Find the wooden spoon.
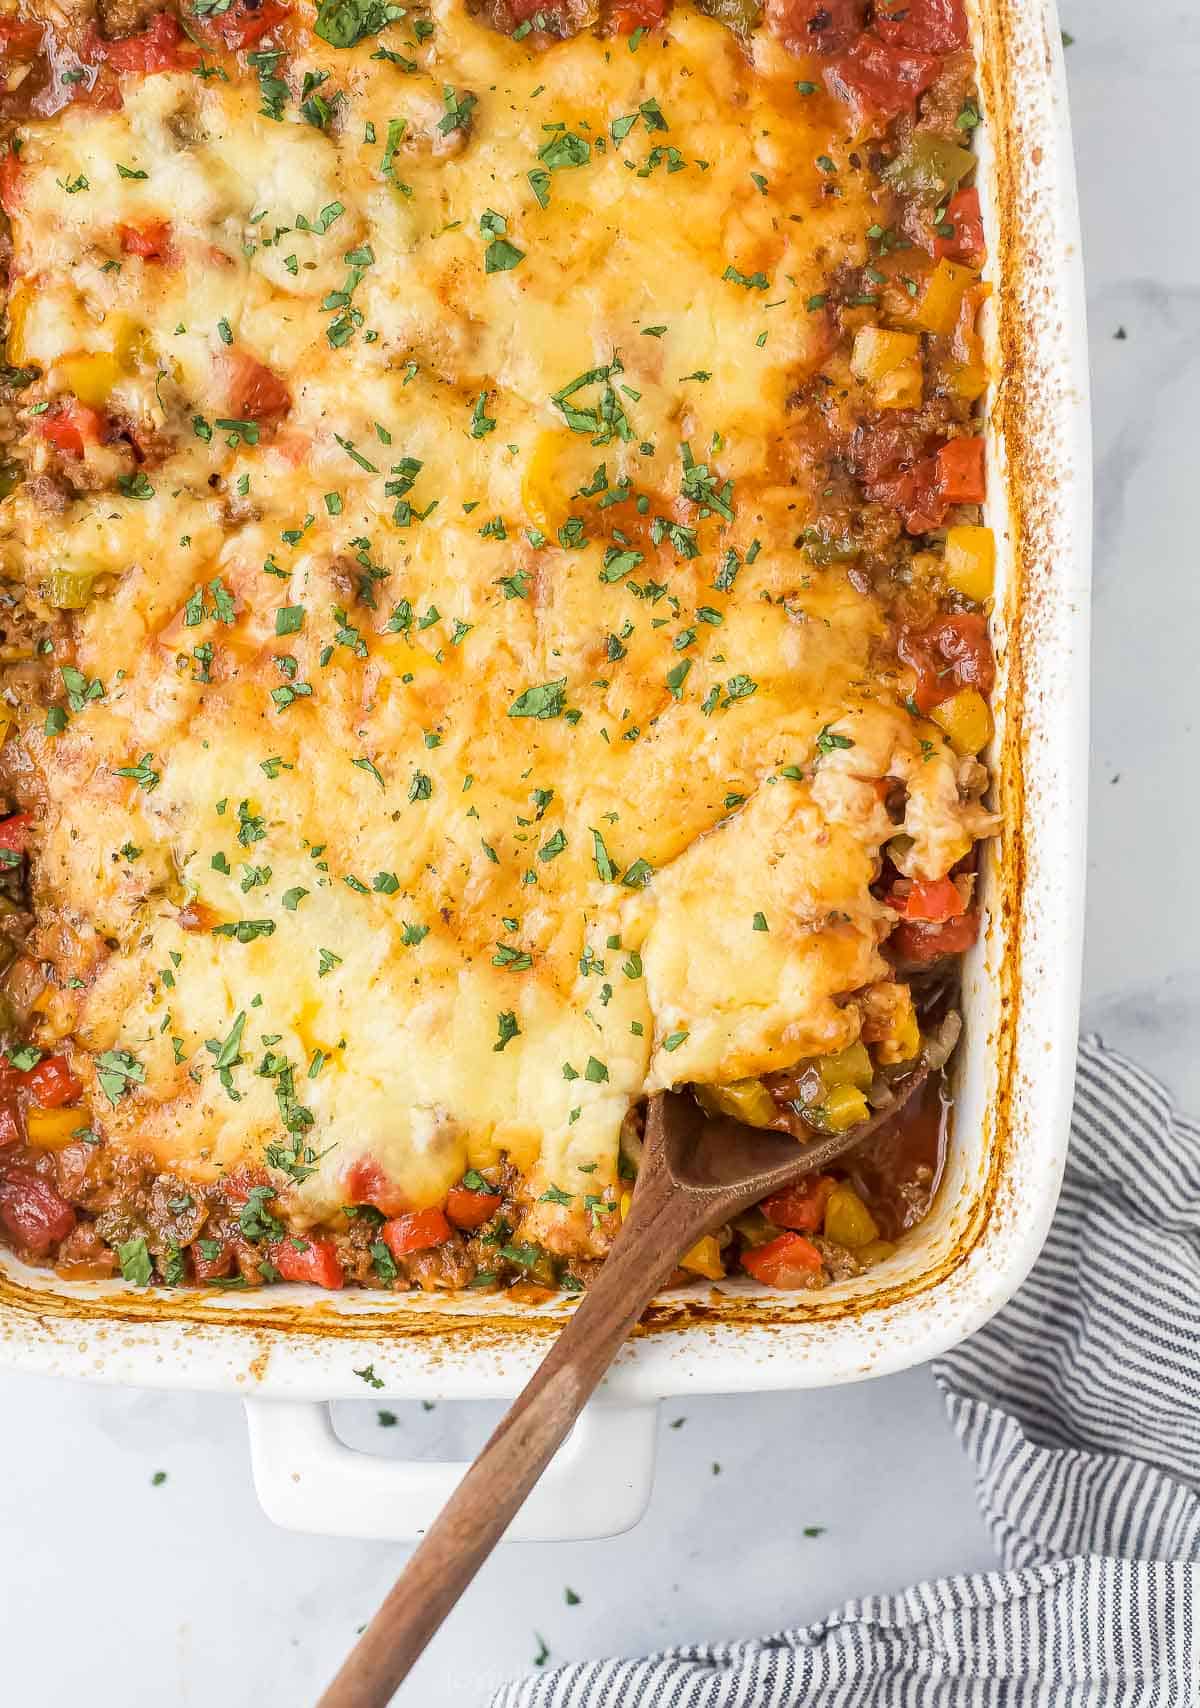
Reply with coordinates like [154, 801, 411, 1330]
[316, 1069, 931, 1708]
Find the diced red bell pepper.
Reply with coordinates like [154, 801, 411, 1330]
[0, 813, 31, 855]
[890, 877, 965, 923]
[382, 1208, 452, 1258]
[741, 1232, 824, 1288]
[0, 148, 19, 216]
[225, 350, 291, 423]
[445, 1184, 503, 1230]
[608, 0, 669, 33]
[119, 220, 172, 261]
[269, 1234, 345, 1289]
[22, 1054, 84, 1110]
[342, 1157, 407, 1217]
[0, 19, 45, 59]
[39, 401, 105, 458]
[898, 611, 994, 711]
[210, 0, 291, 48]
[221, 1164, 272, 1207]
[936, 436, 986, 503]
[767, 0, 864, 55]
[761, 1176, 837, 1234]
[0, 1168, 76, 1254]
[191, 1239, 233, 1281]
[933, 187, 985, 265]
[0, 1104, 22, 1149]
[94, 12, 197, 74]
[824, 33, 941, 128]
[874, 0, 967, 55]
[892, 910, 980, 963]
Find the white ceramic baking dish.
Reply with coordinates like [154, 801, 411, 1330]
[0, 0, 1090, 1543]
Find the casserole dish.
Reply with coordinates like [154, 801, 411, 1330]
[0, 0, 1089, 1542]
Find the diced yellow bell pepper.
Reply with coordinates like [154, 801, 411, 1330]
[817, 1041, 873, 1094]
[620, 1191, 632, 1221]
[857, 1238, 897, 1267]
[945, 357, 989, 403]
[823, 1183, 880, 1249]
[812, 1083, 870, 1133]
[696, 1078, 777, 1128]
[911, 259, 976, 335]
[680, 1234, 725, 1281]
[851, 326, 922, 410]
[930, 687, 992, 756]
[880, 998, 920, 1067]
[25, 1105, 87, 1150]
[45, 568, 96, 610]
[55, 351, 123, 410]
[6, 285, 31, 366]
[943, 525, 995, 603]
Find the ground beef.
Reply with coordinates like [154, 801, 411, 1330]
[20, 474, 70, 515]
[406, 1232, 476, 1291]
[916, 50, 975, 134]
[97, 0, 161, 36]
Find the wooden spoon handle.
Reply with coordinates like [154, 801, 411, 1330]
[315, 1148, 704, 1708]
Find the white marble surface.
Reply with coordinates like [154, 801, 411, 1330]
[2, 5, 1195, 1703]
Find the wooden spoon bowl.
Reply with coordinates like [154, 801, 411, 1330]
[316, 1058, 936, 1707]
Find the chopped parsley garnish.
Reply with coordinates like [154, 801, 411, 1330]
[493, 1010, 521, 1052]
[96, 1049, 146, 1106]
[479, 209, 525, 274]
[313, 0, 406, 48]
[508, 678, 566, 720]
[117, 1237, 153, 1287]
[815, 725, 854, 755]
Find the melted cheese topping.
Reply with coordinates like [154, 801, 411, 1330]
[0, 2, 993, 1229]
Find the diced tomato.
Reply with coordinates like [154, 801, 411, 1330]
[0, 18, 44, 59]
[874, 0, 967, 55]
[890, 877, 965, 924]
[343, 1157, 407, 1217]
[445, 1184, 503, 1230]
[824, 32, 941, 127]
[0, 813, 31, 855]
[225, 350, 291, 423]
[741, 1231, 824, 1288]
[892, 910, 980, 963]
[762, 1175, 837, 1234]
[608, 0, 668, 34]
[22, 1054, 83, 1110]
[898, 611, 994, 711]
[0, 1168, 75, 1255]
[93, 12, 197, 74]
[210, 0, 291, 49]
[38, 401, 105, 458]
[269, 1234, 345, 1289]
[933, 187, 985, 265]
[382, 1207, 452, 1258]
[191, 1239, 233, 1281]
[767, 0, 864, 55]
[936, 436, 986, 503]
[119, 220, 172, 261]
[853, 417, 948, 533]
[0, 1105, 22, 1149]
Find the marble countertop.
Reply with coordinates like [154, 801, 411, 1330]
[3, 4, 1196, 1702]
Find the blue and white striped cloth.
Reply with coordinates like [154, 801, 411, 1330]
[492, 1036, 1200, 1706]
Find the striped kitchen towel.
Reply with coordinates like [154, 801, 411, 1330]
[491, 1036, 1200, 1706]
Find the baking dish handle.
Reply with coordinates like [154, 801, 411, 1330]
[244, 1396, 659, 1542]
